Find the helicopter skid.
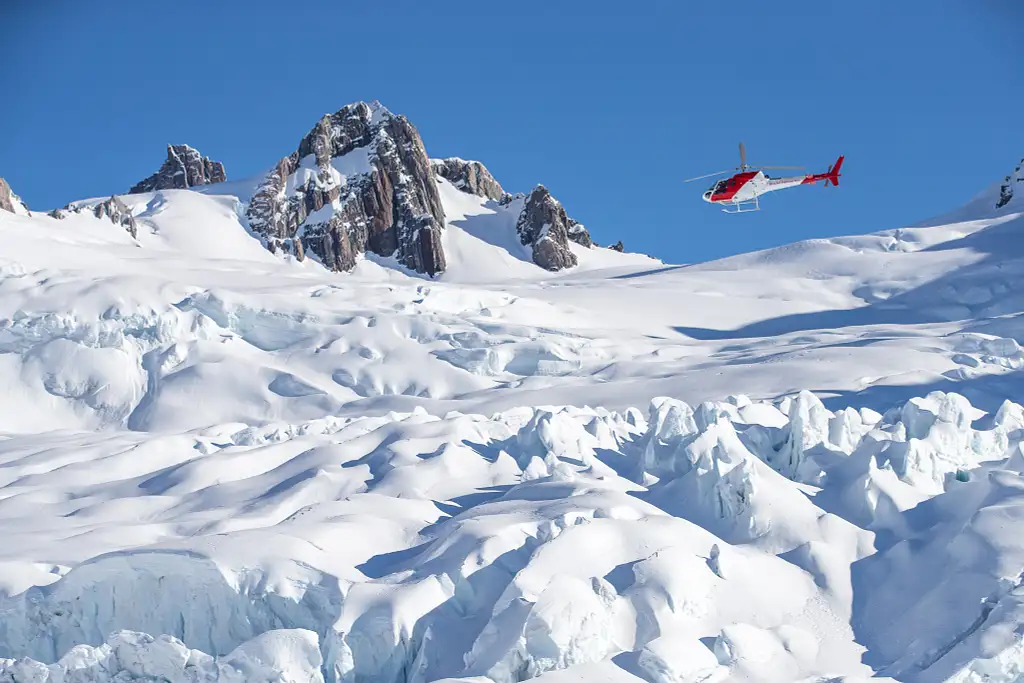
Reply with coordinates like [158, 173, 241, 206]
[718, 197, 760, 213]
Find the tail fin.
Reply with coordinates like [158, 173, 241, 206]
[827, 155, 844, 187]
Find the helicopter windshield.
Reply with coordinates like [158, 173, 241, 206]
[708, 178, 729, 194]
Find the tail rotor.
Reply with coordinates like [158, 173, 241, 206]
[825, 155, 844, 187]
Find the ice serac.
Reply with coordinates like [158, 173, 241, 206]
[0, 628, 325, 683]
[996, 157, 1023, 210]
[431, 158, 509, 202]
[129, 144, 227, 194]
[515, 185, 592, 270]
[0, 177, 29, 215]
[246, 101, 447, 276]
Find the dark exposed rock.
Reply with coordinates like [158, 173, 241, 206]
[50, 197, 137, 237]
[246, 101, 446, 276]
[129, 144, 226, 194]
[515, 185, 580, 271]
[566, 217, 592, 248]
[0, 177, 28, 214]
[997, 183, 1013, 210]
[609, 240, 624, 252]
[92, 196, 138, 238]
[996, 159, 1023, 210]
[431, 158, 508, 201]
[498, 192, 526, 210]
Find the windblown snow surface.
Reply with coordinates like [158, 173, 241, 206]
[2, 170, 1024, 682]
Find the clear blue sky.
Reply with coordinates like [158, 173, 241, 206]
[1, 1, 1022, 264]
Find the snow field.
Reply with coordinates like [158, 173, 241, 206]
[3, 152, 1024, 681]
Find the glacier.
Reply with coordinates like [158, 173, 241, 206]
[2, 115, 1024, 682]
[0, 390, 1022, 683]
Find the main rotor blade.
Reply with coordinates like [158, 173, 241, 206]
[757, 165, 805, 170]
[739, 142, 747, 168]
[683, 169, 732, 183]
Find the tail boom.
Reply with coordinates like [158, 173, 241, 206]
[803, 155, 844, 187]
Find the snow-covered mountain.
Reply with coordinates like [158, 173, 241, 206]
[1, 107, 1024, 683]
[236, 101, 601, 276]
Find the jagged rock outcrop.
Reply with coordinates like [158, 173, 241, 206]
[515, 185, 593, 270]
[49, 196, 137, 238]
[499, 192, 526, 207]
[0, 177, 29, 215]
[609, 240, 624, 252]
[129, 144, 226, 194]
[567, 216, 592, 248]
[246, 101, 446, 276]
[431, 157, 508, 201]
[93, 196, 138, 238]
[996, 158, 1023, 210]
[432, 158, 599, 253]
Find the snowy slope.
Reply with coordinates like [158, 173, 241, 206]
[3, 152, 1024, 683]
[433, 176, 661, 283]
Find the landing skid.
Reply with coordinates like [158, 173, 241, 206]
[719, 197, 760, 213]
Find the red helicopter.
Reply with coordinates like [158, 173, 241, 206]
[685, 143, 844, 213]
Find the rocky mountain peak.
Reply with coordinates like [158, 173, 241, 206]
[129, 144, 226, 194]
[996, 158, 1023, 210]
[296, 102, 385, 166]
[0, 177, 29, 215]
[246, 101, 446, 276]
[431, 158, 508, 202]
[515, 184, 592, 271]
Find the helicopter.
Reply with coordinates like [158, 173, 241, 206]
[685, 143, 843, 213]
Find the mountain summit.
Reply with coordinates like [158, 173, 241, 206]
[246, 101, 448, 275]
[243, 101, 596, 276]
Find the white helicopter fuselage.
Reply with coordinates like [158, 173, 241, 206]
[701, 172, 812, 204]
[685, 143, 843, 213]
[700, 160, 842, 213]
